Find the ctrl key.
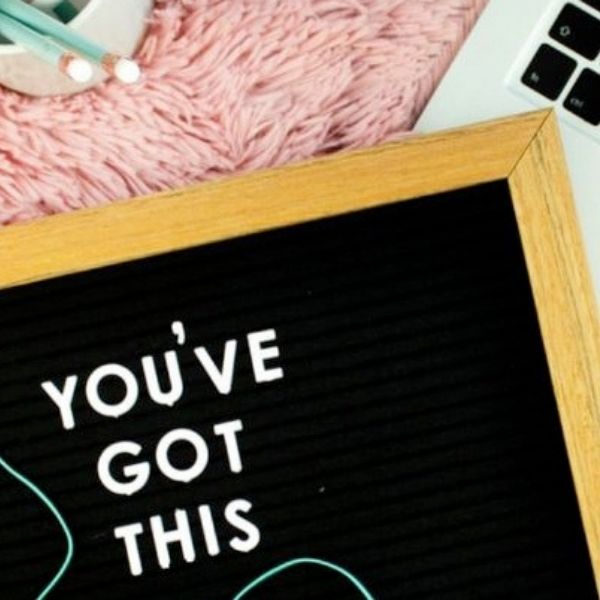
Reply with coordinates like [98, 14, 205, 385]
[564, 69, 600, 125]
[521, 44, 576, 100]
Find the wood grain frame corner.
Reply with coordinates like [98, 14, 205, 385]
[508, 111, 600, 590]
[0, 110, 598, 589]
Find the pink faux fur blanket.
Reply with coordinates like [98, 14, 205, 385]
[0, 0, 487, 224]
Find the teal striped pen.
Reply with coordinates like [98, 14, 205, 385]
[0, 10, 91, 81]
[0, 0, 141, 83]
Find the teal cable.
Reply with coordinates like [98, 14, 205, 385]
[0, 455, 74, 600]
[233, 557, 376, 600]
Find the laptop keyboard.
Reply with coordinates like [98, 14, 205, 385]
[520, 1, 600, 127]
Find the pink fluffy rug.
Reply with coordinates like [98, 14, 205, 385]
[0, 0, 487, 224]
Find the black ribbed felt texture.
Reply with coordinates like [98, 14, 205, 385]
[0, 181, 596, 599]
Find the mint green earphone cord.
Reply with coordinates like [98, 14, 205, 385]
[0, 456, 74, 600]
[1, 455, 375, 600]
[233, 557, 376, 599]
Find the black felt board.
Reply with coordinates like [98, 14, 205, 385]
[0, 181, 596, 599]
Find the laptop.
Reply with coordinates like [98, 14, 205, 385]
[415, 0, 600, 305]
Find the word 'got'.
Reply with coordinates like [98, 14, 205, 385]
[98, 421, 243, 496]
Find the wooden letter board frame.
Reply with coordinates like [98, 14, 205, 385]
[0, 110, 599, 592]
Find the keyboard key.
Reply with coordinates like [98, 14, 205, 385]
[521, 44, 577, 100]
[581, 0, 600, 12]
[564, 69, 600, 125]
[549, 4, 600, 60]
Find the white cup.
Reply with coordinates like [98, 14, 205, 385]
[0, 0, 154, 96]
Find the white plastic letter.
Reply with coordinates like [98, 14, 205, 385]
[141, 351, 183, 407]
[247, 329, 284, 383]
[86, 364, 139, 419]
[213, 420, 244, 473]
[150, 510, 195, 570]
[194, 340, 237, 394]
[97, 441, 150, 496]
[155, 428, 209, 483]
[114, 522, 145, 576]
[225, 499, 261, 553]
[41, 376, 78, 430]
[198, 504, 221, 557]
